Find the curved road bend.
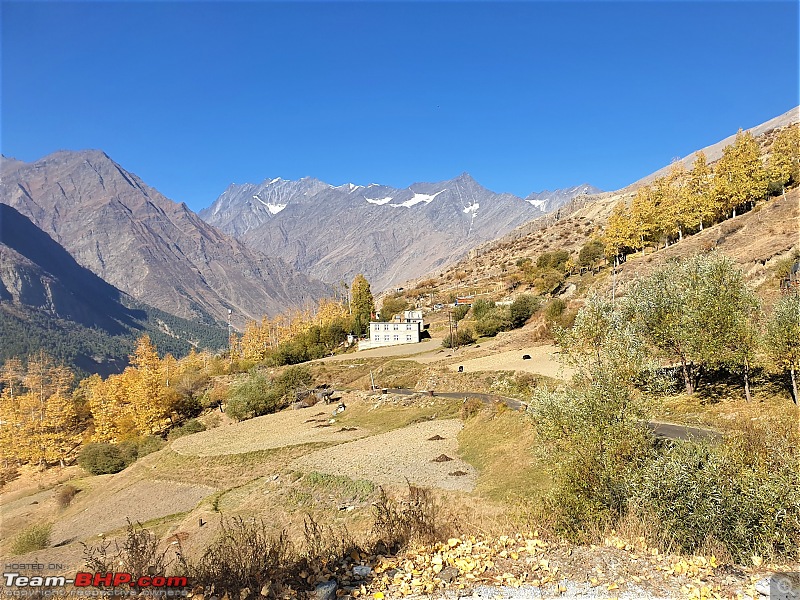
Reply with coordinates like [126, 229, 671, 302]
[380, 388, 721, 442]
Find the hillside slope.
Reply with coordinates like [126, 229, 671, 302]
[0, 205, 227, 374]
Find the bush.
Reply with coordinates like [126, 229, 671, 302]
[474, 306, 511, 337]
[578, 238, 605, 267]
[510, 294, 540, 328]
[12, 523, 52, 554]
[228, 366, 313, 421]
[372, 485, 453, 555]
[536, 250, 570, 271]
[136, 435, 165, 457]
[168, 418, 207, 440]
[79, 443, 127, 475]
[452, 305, 469, 321]
[633, 423, 800, 561]
[471, 298, 496, 320]
[55, 484, 79, 508]
[544, 298, 566, 325]
[442, 326, 476, 348]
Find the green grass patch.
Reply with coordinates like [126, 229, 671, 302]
[12, 523, 52, 554]
[458, 408, 550, 502]
[305, 472, 375, 501]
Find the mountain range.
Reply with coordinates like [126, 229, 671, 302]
[200, 174, 600, 289]
[0, 151, 330, 327]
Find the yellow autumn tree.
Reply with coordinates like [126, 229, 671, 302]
[129, 335, 167, 435]
[603, 202, 638, 260]
[630, 187, 660, 254]
[686, 151, 717, 231]
[713, 130, 768, 218]
[768, 124, 800, 194]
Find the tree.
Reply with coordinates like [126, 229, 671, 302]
[378, 295, 409, 322]
[765, 294, 800, 404]
[630, 187, 659, 254]
[578, 238, 605, 267]
[625, 253, 760, 397]
[713, 130, 768, 218]
[510, 294, 540, 328]
[350, 274, 375, 337]
[532, 295, 657, 531]
[767, 125, 800, 195]
[685, 152, 716, 231]
[129, 335, 166, 435]
[603, 202, 637, 260]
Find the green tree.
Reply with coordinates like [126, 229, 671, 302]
[532, 294, 657, 532]
[578, 238, 605, 267]
[765, 294, 800, 404]
[350, 274, 375, 337]
[378, 295, 409, 322]
[510, 294, 540, 328]
[625, 253, 760, 396]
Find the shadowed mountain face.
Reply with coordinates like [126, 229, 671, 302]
[0, 151, 331, 326]
[0, 205, 229, 375]
[0, 204, 143, 333]
[200, 174, 600, 290]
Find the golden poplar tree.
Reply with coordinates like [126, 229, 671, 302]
[603, 202, 638, 259]
[630, 187, 659, 253]
[713, 130, 768, 218]
[768, 124, 800, 193]
[686, 152, 716, 230]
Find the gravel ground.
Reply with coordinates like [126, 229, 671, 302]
[171, 402, 367, 456]
[291, 419, 476, 491]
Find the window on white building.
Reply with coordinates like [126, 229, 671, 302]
[384, 335, 390, 341]
[406, 335, 412, 341]
[393, 335, 399, 341]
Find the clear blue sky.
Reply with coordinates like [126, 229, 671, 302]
[2, 1, 798, 210]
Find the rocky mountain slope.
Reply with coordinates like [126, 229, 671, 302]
[200, 173, 599, 290]
[0, 151, 331, 326]
[401, 108, 799, 300]
[0, 204, 228, 374]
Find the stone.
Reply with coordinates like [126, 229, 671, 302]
[438, 566, 459, 583]
[352, 565, 372, 577]
[314, 580, 337, 600]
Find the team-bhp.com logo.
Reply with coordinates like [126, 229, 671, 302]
[3, 572, 188, 588]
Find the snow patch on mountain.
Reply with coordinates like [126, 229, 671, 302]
[463, 202, 479, 214]
[527, 199, 548, 209]
[391, 189, 446, 208]
[366, 196, 394, 205]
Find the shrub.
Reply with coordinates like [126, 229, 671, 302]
[79, 443, 127, 475]
[474, 307, 511, 337]
[186, 517, 292, 600]
[452, 305, 469, 321]
[168, 419, 207, 440]
[442, 326, 476, 348]
[12, 523, 52, 554]
[536, 250, 570, 271]
[543, 298, 566, 327]
[578, 238, 605, 267]
[136, 435, 165, 457]
[633, 422, 800, 561]
[471, 298, 496, 320]
[510, 294, 540, 328]
[55, 484, 79, 509]
[372, 485, 453, 554]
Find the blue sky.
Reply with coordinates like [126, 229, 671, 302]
[2, 1, 798, 211]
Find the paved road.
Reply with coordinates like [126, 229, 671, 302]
[381, 388, 721, 442]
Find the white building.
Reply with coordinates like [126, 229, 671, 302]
[358, 310, 424, 350]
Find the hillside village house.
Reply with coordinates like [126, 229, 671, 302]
[359, 310, 424, 350]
